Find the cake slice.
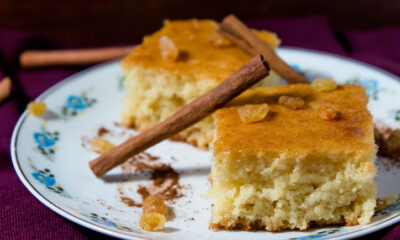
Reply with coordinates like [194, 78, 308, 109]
[208, 84, 377, 231]
[120, 19, 281, 149]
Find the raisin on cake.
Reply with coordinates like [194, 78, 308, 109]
[120, 19, 280, 149]
[208, 84, 377, 231]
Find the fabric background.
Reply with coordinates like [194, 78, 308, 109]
[0, 16, 399, 239]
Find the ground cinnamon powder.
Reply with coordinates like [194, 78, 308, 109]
[118, 187, 142, 207]
[137, 164, 183, 202]
[97, 127, 109, 137]
[118, 152, 184, 207]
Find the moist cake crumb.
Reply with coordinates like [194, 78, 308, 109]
[209, 84, 377, 231]
[120, 19, 281, 149]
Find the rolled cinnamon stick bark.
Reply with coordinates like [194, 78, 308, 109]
[89, 54, 269, 177]
[0, 77, 11, 103]
[219, 14, 309, 84]
[20, 46, 134, 68]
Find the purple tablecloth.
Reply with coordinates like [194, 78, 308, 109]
[1, 16, 400, 239]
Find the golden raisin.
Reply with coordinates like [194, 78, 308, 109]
[90, 137, 115, 154]
[208, 31, 231, 47]
[278, 96, 305, 109]
[139, 212, 166, 231]
[312, 78, 337, 91]
[318, 105, 337, 120]
[192, 19, 200, 30]
[27, 101, 47, 116]
[142, 195, 168, 216]
[159, 35, 179, 61]
[237, 104, 269, 124]
[386, 129, 400, 154]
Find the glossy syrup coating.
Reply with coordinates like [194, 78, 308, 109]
[120, 19, 280, 81]
[214, 84, 375, 158]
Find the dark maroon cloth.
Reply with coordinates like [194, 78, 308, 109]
[0, 16, 399, 239]
[345, 27, 400, 77]
[247, 16, 348, 56]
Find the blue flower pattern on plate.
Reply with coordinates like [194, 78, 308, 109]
[291, 64, 301, 72]
[289, 229, 340, 240]
[29, 159, 70, 198]
[66, 95, 87, 110]
[298, 233, 328, 240]
[359, 79, 378, 96]
[32, 172, 55, 187]
[296, 233, 328, 240]
[92, 218, 118, 227]
[86, 213, 132, 231]
[34, 132, 56, 147]
[345, 77, 384, 100]
[61, 90, 96, 119]
[33, 125, 59, 160]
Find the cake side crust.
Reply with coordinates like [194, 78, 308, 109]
[208, 153, 377, 231]
[209, 84, 377, 231]
[121, 66, 278, 148]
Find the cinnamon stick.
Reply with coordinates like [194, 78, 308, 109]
[89, 55, 269, 177]
[20, 46, 134, 68]
[0, 77, 11, 103]
[219, 14, 309, 84]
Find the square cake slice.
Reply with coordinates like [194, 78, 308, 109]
[208, 84, 377, 231]
[120, 19, 281, 149]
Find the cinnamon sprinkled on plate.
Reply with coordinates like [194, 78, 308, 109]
[97, 127, 110, 137]
[137, 164, 183, 202]
[118, 187, 142, 207]
[118, 152, 184, 206]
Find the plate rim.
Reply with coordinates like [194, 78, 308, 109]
[10, 59, 139, 240]
[10, 47, 400, 240]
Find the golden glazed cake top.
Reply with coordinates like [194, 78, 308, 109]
[121, 19, 280, 82]
[214, 84, 375, 157]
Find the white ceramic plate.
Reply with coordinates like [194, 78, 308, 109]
[11, 47, 400, 240]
